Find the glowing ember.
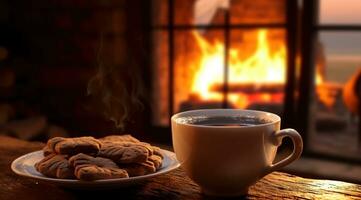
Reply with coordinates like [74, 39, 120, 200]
[191, 29, 287, 108]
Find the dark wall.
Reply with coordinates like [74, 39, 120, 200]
[0, 0, 151, 138]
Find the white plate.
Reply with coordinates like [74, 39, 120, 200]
[11, 149, 180, 189]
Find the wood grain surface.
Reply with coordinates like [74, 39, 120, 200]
[1, 135, 361, 200]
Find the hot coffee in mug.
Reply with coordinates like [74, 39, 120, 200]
[179, 115, 270, 127]
[171, 109, 303, 196]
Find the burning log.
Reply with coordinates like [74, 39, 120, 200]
[210, 83, 284, 94]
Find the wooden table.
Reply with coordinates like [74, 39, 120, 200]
[1, 136, 361, 200]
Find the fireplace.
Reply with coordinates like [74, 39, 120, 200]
[150, 0, 361, 162]
[151, 0, 292, 126]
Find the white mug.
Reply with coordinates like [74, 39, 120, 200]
[171, 109, 303, 196]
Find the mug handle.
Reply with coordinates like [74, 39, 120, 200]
[266, 128, 303, 173]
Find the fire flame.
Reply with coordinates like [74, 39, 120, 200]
[191, 29, 287, 108]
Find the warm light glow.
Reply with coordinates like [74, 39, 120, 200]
[315, 64, 339, 109]
[315, 70, 324, 85]
[307, 179, 355, 200]
[191, 29, 287, 108]
[189, 29, 327, 109]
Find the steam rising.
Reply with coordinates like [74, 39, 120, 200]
[87, 39, 143, 129]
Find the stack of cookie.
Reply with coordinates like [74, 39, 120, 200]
[35, 135, 163, 181]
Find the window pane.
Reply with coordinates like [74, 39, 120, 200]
[309, 31, 361, 160]
[319, 0, 361, 24]
[174, 30, 224, 112]
[174, 0, 285, 25]
[175, 0, 225, 25]
[321, 32, 361, 82]
[229, 29, 286, 116]
[230, 0, 286, 24]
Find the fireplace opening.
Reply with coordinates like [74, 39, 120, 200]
[179, 29, 288, 112]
